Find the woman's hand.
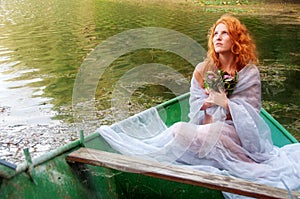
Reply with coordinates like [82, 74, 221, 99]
[201, 100, 213, 110]
[206, 86, 229, 110]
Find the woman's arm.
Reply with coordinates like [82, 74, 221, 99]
[227, 65, 273, 158]
[189, 63, 209, 124]
[190, 68, 215, 124]
[193, 68, 213, 111]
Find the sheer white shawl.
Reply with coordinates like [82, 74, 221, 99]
[189, 63, 274, 162]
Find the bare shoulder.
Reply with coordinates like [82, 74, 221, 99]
[195, 62, 205, 73]
[194, 62, 205, 88]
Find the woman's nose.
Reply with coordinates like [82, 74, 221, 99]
[214, 33, 221, 40]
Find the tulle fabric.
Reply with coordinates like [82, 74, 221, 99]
[97, 64, 300, 198]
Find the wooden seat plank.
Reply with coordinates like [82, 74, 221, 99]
[67, 148, 299, 199]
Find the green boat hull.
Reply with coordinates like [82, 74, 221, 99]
[0, 93, 298, 199]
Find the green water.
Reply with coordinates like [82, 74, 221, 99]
[0, 0, 299, 139]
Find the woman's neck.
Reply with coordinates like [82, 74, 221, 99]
[218, 52, 235, 74]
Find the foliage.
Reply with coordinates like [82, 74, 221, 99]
[204, 70, 238, 97]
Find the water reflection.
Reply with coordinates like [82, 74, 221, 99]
[0, 0, 299, 138]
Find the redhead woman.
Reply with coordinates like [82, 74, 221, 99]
[175, 14, 273, 164]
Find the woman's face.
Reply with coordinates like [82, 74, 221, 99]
[213, 23, 233, 54]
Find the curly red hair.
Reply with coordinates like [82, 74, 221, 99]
[202, 15, 258, 75]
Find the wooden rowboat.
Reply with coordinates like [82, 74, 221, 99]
[0, 92, 299, 199]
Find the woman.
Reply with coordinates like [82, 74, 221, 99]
[173, 14, 275, 166]
[99, 14, 300, 197]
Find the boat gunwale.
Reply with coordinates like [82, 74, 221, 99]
[1, 92, 298, 179]
[156, 92, 190, 111]
[260, 108, 299, 143]
[0, 92, 191, 178]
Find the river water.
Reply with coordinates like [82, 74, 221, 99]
[0, 0, 299, 164]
